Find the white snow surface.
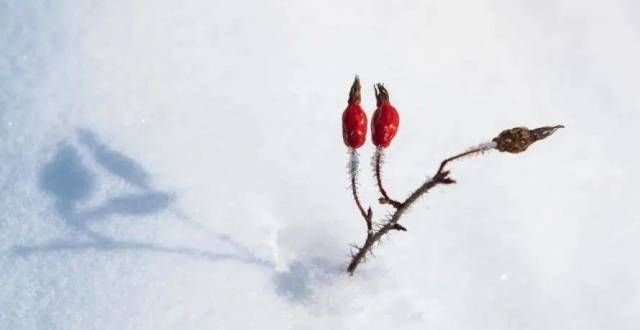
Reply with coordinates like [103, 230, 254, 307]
[1, 1, 639, 329]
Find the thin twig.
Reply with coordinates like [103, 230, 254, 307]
[373, 147, 402, 208]
[347, 147, 486, 275]
[349, 149, 372, 232]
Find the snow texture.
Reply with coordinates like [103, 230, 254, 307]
[1, 0, 639, 329]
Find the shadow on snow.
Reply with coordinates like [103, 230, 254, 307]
[10, 129, 339, 302]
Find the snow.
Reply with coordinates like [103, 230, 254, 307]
[1, 0, 639, 329]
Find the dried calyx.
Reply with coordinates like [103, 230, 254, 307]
[348, 76, 361, 105]
[374, 83, 389, 105]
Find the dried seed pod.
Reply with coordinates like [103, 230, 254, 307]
[493, 125, 564, 153]
[492, 127, 533, 153]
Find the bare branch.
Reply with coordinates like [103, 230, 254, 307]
[346, 125, 563, 275]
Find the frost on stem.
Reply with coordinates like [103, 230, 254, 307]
[373, 147, 402, 208]
[476, 141, 498, 153]
[348, 148, 372, 232]
[437, 140, 498, 167]
[348, 148, 360, 177]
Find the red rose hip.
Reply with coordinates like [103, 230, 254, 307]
[342, 76, 368, 149]
[371, 84, 399, 148]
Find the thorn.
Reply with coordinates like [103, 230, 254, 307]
[441, 177, 456, 184]
[392, 223, 407, 231]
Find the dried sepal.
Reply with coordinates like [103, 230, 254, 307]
[348, 75, 361, 105]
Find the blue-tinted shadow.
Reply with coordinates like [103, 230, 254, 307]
[39, 144, 95, 204]
[14, 129, 338, 303]
[36, 135, 172, 241]
[273, 258, 343, 303]
[78, 129, 151, 189]
[15, 129, 269, 271]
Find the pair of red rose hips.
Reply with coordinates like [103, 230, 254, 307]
[342, 76, 400, 149]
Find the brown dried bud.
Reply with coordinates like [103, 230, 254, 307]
[493, 125, 563, 153]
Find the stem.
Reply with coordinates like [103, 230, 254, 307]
[348, 149, 372, 232]
[374, 147, 402, 208]
[347, 146, 488, 275]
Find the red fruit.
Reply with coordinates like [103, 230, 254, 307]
[371, 84, 399, 148]
[342, 76, 368, 149]
[343, 104, 367, 148]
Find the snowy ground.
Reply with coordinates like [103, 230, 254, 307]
[1, 1, 639, 329]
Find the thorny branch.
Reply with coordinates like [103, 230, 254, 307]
[346, 125, 564, 275]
